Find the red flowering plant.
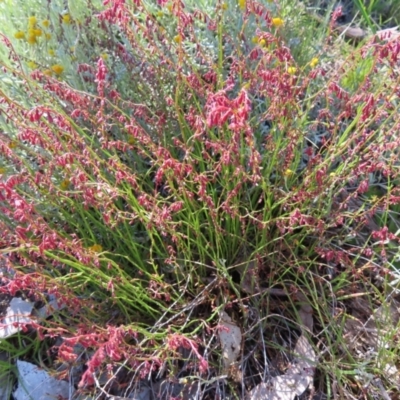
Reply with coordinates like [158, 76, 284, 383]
[0, 0, 400, 398]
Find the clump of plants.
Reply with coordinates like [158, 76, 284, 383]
[0, 0, 399, 398]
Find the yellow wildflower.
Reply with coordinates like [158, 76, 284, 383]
[28, 28, 42, 38]
[310, 57, 319, 68]
[27, 61, 37, 69]
[173, 34, 182, 43]
[33, 28, 42, 37]
[100, 53, 108, 60]
[60, 179, 70, 190]
[167, 3, 173, 12]
[258, 38, 266, 47]
[88, 244, 103, 253]
[9, 141, 18, 149]
[28, 16, 37, 27]
[45, 33, 51, 40]
[252, 36, 259, 44]
[127, 136, 135, 145]
[62, 14, 71, 24]
[284, 169, 294, 177]
[271, 17, 284, 27]
[0, 167, 6, 174]
[156, 11, 164, 17]
[27, 35, 37, 45]
[48, 49, 55, 56]
[43, 69, 53, 76]
[42, 19, 50, 28]
[51, 64, 64, 75]
[14, 31, 25, 39]
[222, 3, 228, 10]
[238, 0, 246, 10]
[287, 66, 297, 75]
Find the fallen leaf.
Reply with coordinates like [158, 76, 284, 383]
[218, 310, 242, 372]
[13, 360, 73, 400]
[248, 291, 316, 400]
[0, 298, 34, 339]
[247, 335, 316, 400]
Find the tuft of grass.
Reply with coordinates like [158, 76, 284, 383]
[0, 0, 399, 398]
[353, 0, 400, 29]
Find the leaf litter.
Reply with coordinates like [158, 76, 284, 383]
[218, 309, 242, 380]
[247, 289, 316, 400]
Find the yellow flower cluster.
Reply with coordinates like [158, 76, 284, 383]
[28, 16, 41, 44]
[12, 15, 68, 78]
[38, 65, 65, 77]
[14, 15, 51, 44]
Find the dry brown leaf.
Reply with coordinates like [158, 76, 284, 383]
[218, 310, 242, 372]
[247, 336, 316, 400]
[247, 290, 317, 400]
[0, 297, 34, 339]
[345, 297, 400, 350]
